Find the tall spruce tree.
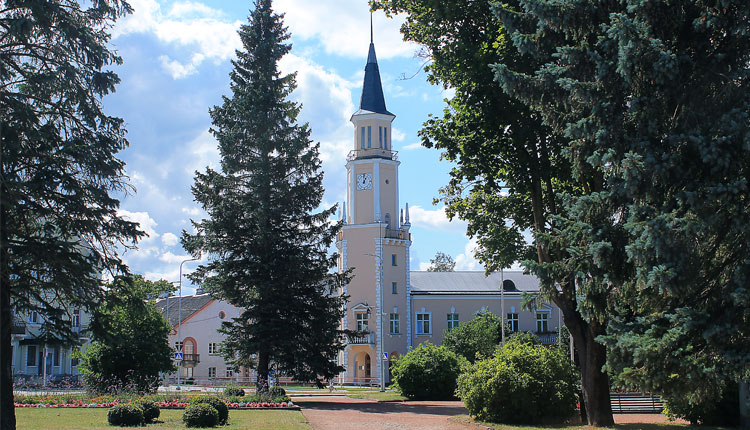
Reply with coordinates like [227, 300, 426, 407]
[372, 1, 614, 424]
[182, 0, 348, 391]
[1, 2, 141, 428]
[494, 0, 750, 421]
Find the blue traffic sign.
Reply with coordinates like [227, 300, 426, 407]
[174, 352, 183, 361]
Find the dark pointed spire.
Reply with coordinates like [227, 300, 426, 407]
[358, 20, 393, 116]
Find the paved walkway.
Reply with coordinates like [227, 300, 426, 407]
[293, 395, 472, 430]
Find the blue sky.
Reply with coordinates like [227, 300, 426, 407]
[106, 0, 486, 292]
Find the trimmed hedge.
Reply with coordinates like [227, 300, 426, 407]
[107, 404, 144, 427]
[391, 343, 464, 400]
[136, 399, 160, 423]
[189, 396, 228, 425]
[183, 403, 218, 428]
[223, 386, 245, 397]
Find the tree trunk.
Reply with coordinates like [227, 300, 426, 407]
[556, 295, 614, 427]
[1, 164, 16, 429]
[256, 349, 269, 393]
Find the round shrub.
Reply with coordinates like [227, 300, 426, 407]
[223, 386, 245, 397]
[182, 403, 218, 428]
[391, 343, 464, 400]
[107, 404, 144, 427]
[456, 337, 579, 424]
[190, 396, 228, 425]
[268, 386, 286, 398]
[137, 399, 160, 423]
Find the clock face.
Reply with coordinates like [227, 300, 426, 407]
[356, 173, 373, 190]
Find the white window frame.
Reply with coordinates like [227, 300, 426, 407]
[535, 311, 550, 333]
[415, 312, 431, 335]
[208, 367, 216, 378]
[356, 312, 369, 332]
[71, 309, 80, 328]
[208, 342, 218, 355]
[28, 311, 39, 324]
[226, 368, 233, 377]
[507, 313, 519, 332]
[389, 313, 399, 334]
[446, 313, 459, 331]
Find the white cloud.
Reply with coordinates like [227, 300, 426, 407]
[159, 251, 192, 264]
[182, 207, 203, 217]
[402, 142, 422, 150]
[408, 205, 466, 232]
[118, 209, 159, 241]
[185, 129, 220, 174]
[161, 232, 179, 246]
[274, 0, 417, 60]
[391, 127, 406, 142]
[454, 237, 482, 271]
[113, 0, 242, 78]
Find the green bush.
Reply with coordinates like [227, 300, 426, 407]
[391, 343, 464, 400]
[223, 386, 245, 397]
[107, 404, 144, 427]
[456, 337, 579, 424]
[182, 403, 218, 428]
[136, 399, 160, 423]
[269, 386, 286, 398]
[663, 381, 739, 426]
[442, 310, 503, 363]
[189, 396, 228, 425]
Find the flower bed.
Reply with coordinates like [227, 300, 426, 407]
[14, 400, 294, 409]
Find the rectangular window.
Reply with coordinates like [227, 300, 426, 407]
[361, 127, 365, 148]
[208, 343, 218, 355]
[72, 309, 80, 328]
[536, 312, 549, 333]
[389, 313, 400, 334]
[53, 346, 60, 367]
[507, 313, 519, 332]
[29, 311, 39, 324]
[208, 367, 216, 378]
[226, 368, 233, 377]
[391, 282, 397, 294]
[384, 128, 388, 149]
[367, 126, 372, 148]
[416, 313, 431, 335]
[447, 313, 459, 331]
[175, 341, 183, 352]
[379, 126, 383, 147]
[71, 347, 79, 367]
[391, 254, 397, 266]
[356, 313, 369, 332]
[27, 345, 37, 366]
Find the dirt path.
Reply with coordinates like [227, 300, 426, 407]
[293, 395, 472, 430]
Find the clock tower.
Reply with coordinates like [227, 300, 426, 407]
[337, 34, 411, 386]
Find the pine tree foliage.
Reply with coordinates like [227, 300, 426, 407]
[182, 0, 348, 390]
[372, 1, 615, 425]
[1, 2, 141, 428]
[494, 0, 750, 404]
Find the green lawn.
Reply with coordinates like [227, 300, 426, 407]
[15, 408, 310, 430]
[452, 415, 730, 430]
[346, 390, 407, 402]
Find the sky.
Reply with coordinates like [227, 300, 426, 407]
[105, 0, 487, 293]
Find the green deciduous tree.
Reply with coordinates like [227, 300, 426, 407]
[426, 251, 455, 272]
[442, 310, 502, 363]
[182, 0, 348, 392]
[493, 0, 750, 417]
[1, 1, 141, 428]
[372, 0, 614, 424]
[77, 275, 174, 394]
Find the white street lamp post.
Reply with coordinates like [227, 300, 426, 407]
[177, 256, 199, 390]
[500, 268, 505, 347]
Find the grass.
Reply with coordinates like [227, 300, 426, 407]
[346, 390, 408, 402]
[15, 408, 310, 430]
[452, 415, 730, 430]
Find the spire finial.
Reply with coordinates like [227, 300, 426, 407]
[370, 12, 373, 44]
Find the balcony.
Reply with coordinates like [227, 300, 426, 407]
[347, 149, 398, 162]
[347, 332, 374, 345]
[180, 354, 200, 366]
[384, 229, 409, 240]
[536, 332, 559, 345]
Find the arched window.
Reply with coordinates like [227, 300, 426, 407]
[503, 279, 516, 291]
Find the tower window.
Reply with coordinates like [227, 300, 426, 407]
[392, 282, 397, 294]
[361, 127, 365, 149]
[384, 128, 388, 149]
[379, 126, 383, 148]
[391, 254, 397, 266]
[367, 126, 372, 148]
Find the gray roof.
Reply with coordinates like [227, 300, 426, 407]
[409, 271, 540, 295]
[154, 294, 213, 327]
[358, 43, 393, 116]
